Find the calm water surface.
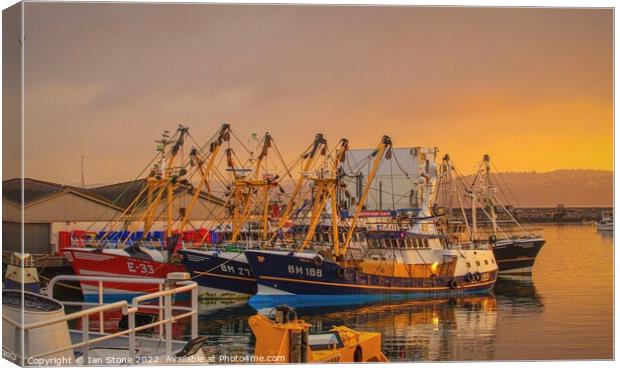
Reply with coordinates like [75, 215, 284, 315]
[195, 225, 613, 361]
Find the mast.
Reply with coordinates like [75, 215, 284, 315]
[470, 190, 477, 242]
[111, 125, 188, 248]
[231, 133, 278, 242]
[165, 125, 189, 239]
[178, 124, 231, 233]
[80, 156, 86, 188]
[442, 154, 470, 239]
[483, 154, 498, 236]
[300, 139, 349, 252]
[340, 136, 392, 258]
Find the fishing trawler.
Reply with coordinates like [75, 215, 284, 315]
[178, 131, 285, 298]
[438, 154, 545, 275]
[245, 136, 498, 305]
[597, 211, 613, 232]
[178, 133, 354, 298]
[63, 124, 231, 301]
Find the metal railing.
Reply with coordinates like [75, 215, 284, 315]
[3, 275, 198, 364]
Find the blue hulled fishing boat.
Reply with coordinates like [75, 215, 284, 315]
[247, 136, 498, 306]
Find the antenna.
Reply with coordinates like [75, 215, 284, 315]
[80, 155, 86, 188]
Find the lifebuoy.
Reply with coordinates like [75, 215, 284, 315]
[465, 272, 474, 283]
[489, 235, 497, 244]
[313, 255, 323, 267]
[474, 272, 482, 282]
[336, 268, 345, 278]
[449, 279, 458, 289]
[353, 346, 363, 362]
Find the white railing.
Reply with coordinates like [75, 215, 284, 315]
[4, 275, 198, 364]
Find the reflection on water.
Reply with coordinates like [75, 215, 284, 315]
[196, 225, 612, 361]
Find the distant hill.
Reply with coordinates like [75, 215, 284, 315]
[468, 169, 613, 207]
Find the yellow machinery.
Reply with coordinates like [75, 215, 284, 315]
[249, 305, 388, 363]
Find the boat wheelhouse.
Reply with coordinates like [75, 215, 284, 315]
[597, 211, 613, 232]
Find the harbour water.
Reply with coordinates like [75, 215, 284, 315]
[195, 224, 613, 361]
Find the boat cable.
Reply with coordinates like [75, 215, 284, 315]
[82, 152, 161, 233]
[490, 160, 521, 208]
[187, 248, 246, 280]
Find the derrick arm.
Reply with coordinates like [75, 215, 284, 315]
[301, 180, 329, 249]
[274, 134, 327, 233]
[253, 133, 272, 180]
[340, 136, 392, 257]
[231, 133, 275, 242]
[178, 124, 230, 234]
[300, 139, 348, 251]
[164, 125, 189, 238]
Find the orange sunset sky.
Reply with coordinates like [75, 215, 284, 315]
[2, 4, 613, 184]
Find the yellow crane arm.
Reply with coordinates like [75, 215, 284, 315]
[275, 134, 327, 230]
[299, 139, 348, 251]
[178, 125, 230, 234]
[340, 136, 392, 256]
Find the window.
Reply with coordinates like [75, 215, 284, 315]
[423, 239, 429, 248]
[466, 262, 471, 268]
[484, 260, 489, 265]
[491, 259, 495, 264]
[476, 261, 481, 266]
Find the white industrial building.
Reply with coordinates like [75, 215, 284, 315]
[340, 147, 439, 213]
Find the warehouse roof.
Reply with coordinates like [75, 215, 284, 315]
[2, 177, 225, 210]
[89, 179, 226, 209]
[2, 178, 124, 210]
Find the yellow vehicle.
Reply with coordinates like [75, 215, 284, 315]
[249, 305, 388, 363]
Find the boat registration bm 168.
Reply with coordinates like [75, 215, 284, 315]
[288, 265, 323, 277]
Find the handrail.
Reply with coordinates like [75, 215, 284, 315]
[20, 274, 199, 363]
[23, 301, 129, 330]
[46, 275, 167, 295]
[132, 282, 195, 302]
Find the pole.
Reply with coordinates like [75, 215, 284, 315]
[80, 156, 86, 188]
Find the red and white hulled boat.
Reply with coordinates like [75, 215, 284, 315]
[63, 246, 184, 302]
[63, 124, 232, 301]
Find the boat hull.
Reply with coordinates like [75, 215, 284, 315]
[492, 238, 545, 274]
[245, 250, 497, 307]
[63, 248, 184, 302]
[178, 249, 257, 298]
